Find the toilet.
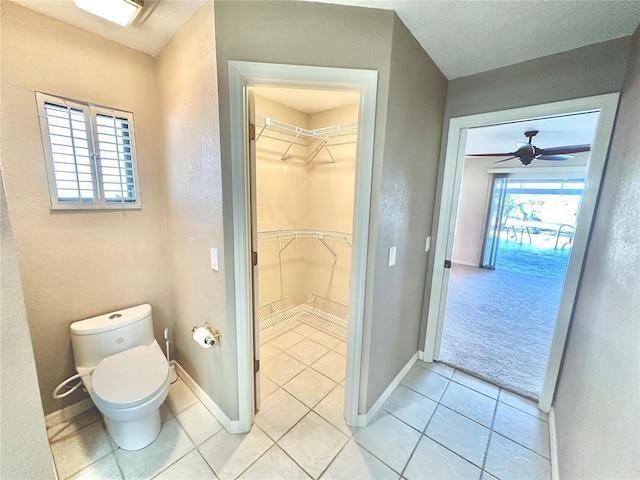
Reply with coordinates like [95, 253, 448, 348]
[70, 304, 170, 451]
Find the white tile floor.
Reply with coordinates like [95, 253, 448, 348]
[49, 318, 551, 479]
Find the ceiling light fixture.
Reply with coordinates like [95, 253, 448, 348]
[74, 0, 143, 27]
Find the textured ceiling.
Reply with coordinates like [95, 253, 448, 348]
[307, 0, 640, 79]
[13, 1, 640, 77]
[12, 0, 205, 56]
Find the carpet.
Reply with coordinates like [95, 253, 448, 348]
[439, 263, 565, 400]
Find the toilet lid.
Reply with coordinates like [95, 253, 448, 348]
[91, 346, 169, 409]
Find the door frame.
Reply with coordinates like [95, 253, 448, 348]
[423, 93, 619, 412]
[228, 61, 378, 431]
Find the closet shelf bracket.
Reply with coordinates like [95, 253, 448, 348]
[318, 235, 337, 264]
[280, 130, 302, 161]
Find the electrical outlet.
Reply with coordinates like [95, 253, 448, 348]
[426, 236, 431, 252]
[210, 248, 219, 272]
[388, 246, 397, 267]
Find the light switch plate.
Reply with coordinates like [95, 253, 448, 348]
[426, 236, 431, 252]
[210, 248, 219, 271]
[388, 246, 397, 267]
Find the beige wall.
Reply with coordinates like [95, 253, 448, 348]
[304, 104, 358, 306]
[554, 26, 640, 479]
[422, 37, 633, 350]
[214, 1, 448, 412]
[430, 32, 637, 478]
[1, 172, 55, 479]
[214, 0, 397, 412]
[255, 96, 357, 308]
[155, 2, 233, 417]
[254, 95, 310, 307]
[365, 14, 447, 410]
[452, 157, 493, 266]
[0, 2, 171, 415]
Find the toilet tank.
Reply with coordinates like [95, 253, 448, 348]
[71, 304, 156, 369]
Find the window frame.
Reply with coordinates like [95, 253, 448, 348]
[36, 92, 142, 210]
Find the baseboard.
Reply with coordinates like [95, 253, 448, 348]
[452, 260, 479, 267]
[549, 407, 559, 480]
[171, 361, 243, 434]
[45, 398, 94, 429]
[356, 352, 419, 427]
[418, 350, 425, 361]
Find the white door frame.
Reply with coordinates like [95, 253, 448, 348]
[228, 61, 378, 431]
[423, 93, 619, 412]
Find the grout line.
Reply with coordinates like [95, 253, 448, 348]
[315, 436, 352, 478]
[151, 447, 197, 479]
[480, 389, 500, 474]
[397, 398, 441, 478]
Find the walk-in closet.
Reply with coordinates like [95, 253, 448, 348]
[251, 86, 358, 406]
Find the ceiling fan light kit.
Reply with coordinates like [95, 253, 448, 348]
[468, 129, 591, 166]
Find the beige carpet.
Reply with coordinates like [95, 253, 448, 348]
[440, 264, 563, 400]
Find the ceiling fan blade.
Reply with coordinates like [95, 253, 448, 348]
[493, 156, 518, 164]
[537, 154, 572, 161]
[538, 144, 591, 156]
[467, 152, 515, 157]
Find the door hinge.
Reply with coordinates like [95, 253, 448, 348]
[249, 123, 256, 141]
[444, 259, 452, 269]
[252, 251, 258, 266]
[254, 359, 260, 373]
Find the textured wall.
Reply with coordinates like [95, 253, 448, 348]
[0, 172, 55, 479]
[554, 26, 640, 479]
[254, 95, 310, 307]
[214, 0, 396, 413]
[0, 2, 171, 415]
[364, 14, 447, 410]
[305, 103, 358, 306]
[255, 96, 357, 309]
[422, 37, 633, 350]
[214, 1, 448, 413]
[155, 3, 232, 416]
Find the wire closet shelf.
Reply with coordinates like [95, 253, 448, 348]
[257, 229, 352, 340]
[255, 114, 357, 163]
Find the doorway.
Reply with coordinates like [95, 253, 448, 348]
[250, 86, 358, 420]
[439, 123, 592, 398]
[228, 61, 378, 431]
[424, 94, 619, 411]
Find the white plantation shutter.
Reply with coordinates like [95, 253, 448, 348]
[36, 93, 141, 209]
[94, 109, 138, 204]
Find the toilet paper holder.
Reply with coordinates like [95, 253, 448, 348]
[191, 322, 222, 345]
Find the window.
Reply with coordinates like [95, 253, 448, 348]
[36, 92, 141, 209]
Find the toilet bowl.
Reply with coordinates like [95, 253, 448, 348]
[69, 304, 171, 451]
[89, 345, 170, 450]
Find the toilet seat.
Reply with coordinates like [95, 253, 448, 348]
[91, 345, 169, 410]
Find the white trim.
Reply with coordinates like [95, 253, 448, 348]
[171, 361, 241, 434]
[355, 352, 418, 427]
[424, 93, 620, 410]
[417, 350, 425, 361]
[452, 260, 478, 267]
[45, 398, 94, 429]
[549, 407, 560, 480]
[227, 61, 378, 431]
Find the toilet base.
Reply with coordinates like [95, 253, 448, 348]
[104, 409, 161, 451]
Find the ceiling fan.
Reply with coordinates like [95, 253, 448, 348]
[467, 130, 591, 166]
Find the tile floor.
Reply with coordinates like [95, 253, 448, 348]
[49, 318, 551, 479]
